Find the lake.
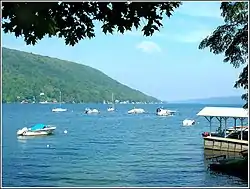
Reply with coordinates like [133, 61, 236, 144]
[2, 103, 248, 187]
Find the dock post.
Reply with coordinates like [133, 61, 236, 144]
[209, 117, 213, 136]
[240, 118, 244, 140]
[224, 117, 228, 138]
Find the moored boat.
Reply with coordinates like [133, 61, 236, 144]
[128, 108, 145, 114]
[52, 107, 67, 112]
[156, 108, 176, 116]
[183, 119, 195, 126]
[107, 93, 115, 112]
[85, 108, 100, 114]
[52, 90, 67, 112]
[17, 124, 56, 136]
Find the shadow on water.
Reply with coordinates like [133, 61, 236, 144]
[204, 149, 248, 181]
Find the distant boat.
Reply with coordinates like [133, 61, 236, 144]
[85, 108, 100, 114]
[183, 119, 196, 126]
[107, 93, 115, 112]
[128, 108, 145, 114]
[17, 123, 56, 136]
[156, 108, 176, 116]
[39, 101, 49, 104]
[21, 100, 28, 104]
[52, 91, 67, 112]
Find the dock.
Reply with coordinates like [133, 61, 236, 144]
[203, 136, 248, 152]
[197, 107, 248, 153]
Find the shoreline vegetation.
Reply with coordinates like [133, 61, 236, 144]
[2, 47, 160, 104]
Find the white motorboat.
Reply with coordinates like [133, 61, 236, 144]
[183, 119, 195, 126]
[156, 108, 176, 116]
[85, 108, 100, 114]
[107, 107, 115, 112]
[17, 124, 56, 136]
[52, 90, 67, 112]
[52, 107, 67, 112]
[128, 108, 145, 114]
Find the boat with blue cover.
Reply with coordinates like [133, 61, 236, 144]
[17, 123, 56, 136]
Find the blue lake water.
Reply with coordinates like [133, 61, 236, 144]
[2, 103, 248, 187]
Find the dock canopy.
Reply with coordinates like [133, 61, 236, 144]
[197, 107, 248, 118]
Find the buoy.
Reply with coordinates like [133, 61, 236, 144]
[47, 144, 50, 148]
[64, 130, 68, 134]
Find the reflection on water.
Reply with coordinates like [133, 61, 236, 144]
[204, 149, 243, 160]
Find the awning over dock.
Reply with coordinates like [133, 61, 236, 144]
[197, 106, 248, 139]
[197, 107, 248, 118]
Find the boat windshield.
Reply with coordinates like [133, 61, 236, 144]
[30, 124, 46, 131]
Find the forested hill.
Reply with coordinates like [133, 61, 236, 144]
[2, 47, 159, 103]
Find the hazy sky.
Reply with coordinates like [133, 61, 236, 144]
[2, 2, 245, 101]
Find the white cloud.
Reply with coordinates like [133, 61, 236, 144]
[136, 41, 162, 53]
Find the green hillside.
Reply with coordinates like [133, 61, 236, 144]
[2, 47, 159, 103]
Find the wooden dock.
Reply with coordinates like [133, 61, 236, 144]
[203, 136, 248, 152]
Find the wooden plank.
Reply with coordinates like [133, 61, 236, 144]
[204, 136, 248, 144]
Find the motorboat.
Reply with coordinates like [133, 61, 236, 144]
[183, 119, 196, 126]
[17, 124, 56, 136]
[107, 107, 115, 112]
[85, 108, 100, 114]
[128, 108, 145, 114]
[52, 107, 67, 112]
[156, 108, 176, 116]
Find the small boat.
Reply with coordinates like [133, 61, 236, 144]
[156, 108, 176, 116]
[52, 107, 67, 112]
[183, 119, 195, 126]
[107, 107, 115, 112]
[107, 93, 115, 112]
[128, 108, 145, 114]
[85, 108, 100, 114]
[52, 91, 67, 112]
[17, 124, 56, 136]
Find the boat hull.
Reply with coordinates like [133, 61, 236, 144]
[128, 108, 145, 114]
[17, 127, 56, 136]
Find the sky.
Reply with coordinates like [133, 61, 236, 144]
[2, 1, 245, 101]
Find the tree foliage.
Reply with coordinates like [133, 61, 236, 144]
[199, 2, 248, 108]
[2, 2, 181, 46]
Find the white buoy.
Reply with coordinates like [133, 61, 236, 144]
[64, 130, 68, 134]
[47, 144, 50, 148]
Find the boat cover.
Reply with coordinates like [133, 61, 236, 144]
[30, 124, 46, 131]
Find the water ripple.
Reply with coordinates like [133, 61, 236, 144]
[2, 104, 247, 187]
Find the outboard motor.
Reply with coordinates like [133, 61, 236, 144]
[156, 108, 161, 113]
